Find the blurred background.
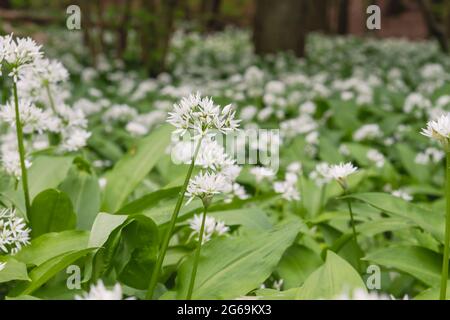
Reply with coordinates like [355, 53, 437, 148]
[1, 0, 450, 76]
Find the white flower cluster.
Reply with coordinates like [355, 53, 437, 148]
[421, 114, 450, 148]
[0, 208, 31, 255]
[0, 34, 43, 82]
[168, 93, 245, 207]
[415, 147, 444, 165]
[250, 166, 275, 183]
[366, 149, 385, 168]
[167, 92, 240, 137]
[75, 280, 134, 300]
[0, 34, 91, 177]
[273, 163, 301, 201]
[353, 124, 382, 142]
[188, 214, 229, 244]
[311, 162, 358, 190]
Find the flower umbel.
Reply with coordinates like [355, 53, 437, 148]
[0, 208, 31, 255]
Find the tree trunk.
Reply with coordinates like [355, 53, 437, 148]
[307, 0, 329, 33]
[253, 0, 309, 57]
[337, 0, 349, 35]
[116, 0, 132, 59]
[417, 0, 449, 53]
[139, 0, 178, 76]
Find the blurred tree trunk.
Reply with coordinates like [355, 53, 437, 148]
[337, 0, 349, 34]
[386, 0, 406, 16]
[0, 0, 11, 8]
[80, 1, 99, 65]
[417, 0, 449, 53]
[200, 0, 222, 32]
[116, 0, 132, 59]
[253, 0, 309, 57]
[139, 0, 178, 76]
[307, 0, 330, 33]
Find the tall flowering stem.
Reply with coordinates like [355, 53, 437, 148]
[440, 151, 450, 300]
[186, 205, 208, 300]
[146, 137, 203, 300]
[12, 83, 31, 215]
[44, 82, 57, 114]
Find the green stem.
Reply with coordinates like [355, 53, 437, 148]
[440, 151, 450, 300]
[186, 205, 208, 300]
[13, 83, 31, 216]
[346, 195, 361, 272]
[146, 136, 203, 300]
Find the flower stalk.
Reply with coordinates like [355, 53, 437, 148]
[146, 136, 203, 300]
[12, 82, 31, 215]
[440, 151, 450, 300]
[186, 204, 209, 300]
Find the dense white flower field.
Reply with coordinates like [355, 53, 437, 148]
[1, 28, 450, 300]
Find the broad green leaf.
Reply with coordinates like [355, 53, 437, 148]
[395, 144, 430, 183]
[210, 208, 272, 230]
[347, 192, 444, 242]
[11, 248, 95, 296]
[295, 251, 365, 299]
[15, 231, 89, 266]
[29, 189, 77, 238]
[88, 212, 128, 248]
[176, 220, 301, 299]
[276, 245, 323, 289]
[102, 124, 173, 212]
[357, 218, 413, 236]
[118, 187, 180, 214]
[364, 246, 442, 286]
[59, 170, 101, 230]
[4, 156, 73, 214]
[0, 257, 29, 283]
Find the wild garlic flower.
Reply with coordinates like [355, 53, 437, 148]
[323, 162, 358, 190]
[309, 162, 331, 187]
[353, 124, 382, 142]
[250, 166, 275, 183]
[1, 150, 31, 179]
[186, 171, 230, 207]
[167, 92, 240, 137]
[287, 161, 302, 174]
[0, 208, 31, 255]
[274, 172, 300, 201]
[75, 280, 133, 300]
[0, 99, 52, 134]
[366, 149, 385, 168]
[0, 262, 6, 272]
[188, 214, 229, 244]
[60, 128, 91, 152]
[415, 147, 444, 165]
[1, 34, 43, 82]
[421, 114, 450, 149]
[392, 189, 413, 202]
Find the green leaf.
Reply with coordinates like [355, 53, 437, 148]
[346, 192, 444, 242]
[29, 189, 77, 238]
[11, 248, 95, 296]
[4, 156, 73, 214]
[176, 220, 301, 299]
[117, 187, 180, 214]
[0, 257, 29, 283]
[276, 245, 323, 289]
[88, 212, 128, 248]
[395, 144, 430, 183]
[210, 208, 272, 231]
[364, 246, 442, 287]
[14, 230, 89, 266]
[295, 251, 365, 299]
[102, 124, 173, 212]
[59, 170, 101, 230]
